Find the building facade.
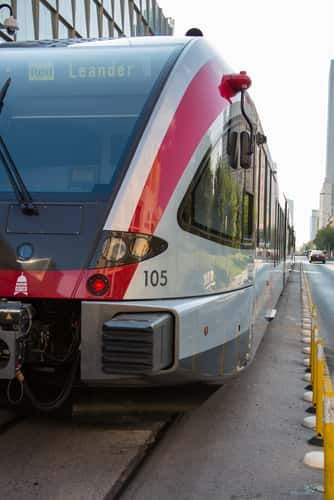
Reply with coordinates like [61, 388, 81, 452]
[310, 209, 319, 241]
[328, 214, 334, 228]
[319, 177, 332, 229]
[0, 0, 173, 42]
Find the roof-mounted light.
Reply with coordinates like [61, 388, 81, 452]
[0, 4, 19, 35]
[219, 71, 252, 103]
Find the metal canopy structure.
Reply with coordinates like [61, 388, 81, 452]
[0, 0, 174, 42]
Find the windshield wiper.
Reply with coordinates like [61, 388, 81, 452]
[0, 79, 38, 215]
[0, 78, 11, 114]
[0, 137, 39, 215]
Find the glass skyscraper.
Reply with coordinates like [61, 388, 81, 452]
[0, 0, 174, 42]
[319, 61, 334, 228]
[326, 61, 334, 184]
[310, 209, 319, 241]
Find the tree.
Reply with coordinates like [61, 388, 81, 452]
[314, 227, 334, 253]
[301, 241, 313, 253]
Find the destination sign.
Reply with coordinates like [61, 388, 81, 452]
[68, 63, 135, 79]
[29, 63, 55, 81]
[28, 63, 138, 81]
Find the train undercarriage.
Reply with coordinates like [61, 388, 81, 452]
[0, 298, 177, 411]
[0, 299, 81, 411]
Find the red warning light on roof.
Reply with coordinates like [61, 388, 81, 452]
[219, 71, 252, 103]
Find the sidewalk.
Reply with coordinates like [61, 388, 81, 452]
[122, 265, 324, 500]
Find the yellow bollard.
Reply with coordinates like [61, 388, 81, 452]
[310, 328, 319, 403]
[324, 392, 334, 500]
[324, 368, 333, 394]
[315, 341, 325, 438]
[311, 308, 318, 330]
[309, 340, 325, 446]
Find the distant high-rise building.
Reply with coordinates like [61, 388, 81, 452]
[319, 61, 334, 228]
[310, 209, 319, 241]
[0, 1, 173, 42]
[319, 177, 332, 228]
[326, 61, 334, 184]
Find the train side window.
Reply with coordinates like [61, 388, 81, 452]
[227, 131, 238, 169]
[283, 201, 288, 261]
[256, 147, 266, 248]
[281, 206, 285, 260]
[278, 204, 282, 262]
[242, 192, 253, 241]
[178, 136, 244, 247]
[256, 148, 273, 252]
[276, 204, 284, 263]
[263, 160, 268, 245]
[274, 200, 282, 265]
[288, 225, 295, 255]
[267, 166, 272, 248]
[263, 160, 272, 249]
[271, 176, 278, 263]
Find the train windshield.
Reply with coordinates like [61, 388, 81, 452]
[0, 43, 181, 201]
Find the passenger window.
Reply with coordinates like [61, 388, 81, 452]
[257, 148, 266, 247]
[266, 166, 272, 248]
[178, 136, 244, 247]
[242, 192, 253, 241]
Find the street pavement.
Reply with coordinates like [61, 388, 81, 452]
[0, 418, 162, 500]
[303, 256, 334, 383]
[122, 265, 324, 500]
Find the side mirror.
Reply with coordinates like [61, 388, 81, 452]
[227, 131, 238, 169]
[240, 131, 253, 169]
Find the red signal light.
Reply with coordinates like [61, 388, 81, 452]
[219, 71, 252, 103]
[87, 274, 110, 296]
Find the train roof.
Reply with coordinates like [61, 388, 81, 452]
[0, 36, 192, 50]
[0, 35, 292, 222]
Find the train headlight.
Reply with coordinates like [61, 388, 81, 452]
[91, 231, 168, 269]
[130, 236, 150, 258]
[102, 237, 127, 262]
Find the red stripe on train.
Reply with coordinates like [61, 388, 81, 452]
[0, 266, 138, 299]
[119, 58, 228, 299]
[129, 59, 227, 234]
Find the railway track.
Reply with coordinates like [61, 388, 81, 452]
[103, 413, 180, 500]
[0, 384, 218, 500]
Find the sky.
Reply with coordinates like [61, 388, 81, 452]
[158, 0, 334, 247]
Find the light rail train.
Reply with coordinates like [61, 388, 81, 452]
[0, 35, 294, 410]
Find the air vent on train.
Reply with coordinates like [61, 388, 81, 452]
[102, 312, 174, 375]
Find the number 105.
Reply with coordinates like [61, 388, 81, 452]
[144, 270, 168, 287]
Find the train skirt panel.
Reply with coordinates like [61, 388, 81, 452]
[80, 286, 253, 384]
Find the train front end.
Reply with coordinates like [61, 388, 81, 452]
[0, 38, 187, 405]
[0, 37, 255, 409]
